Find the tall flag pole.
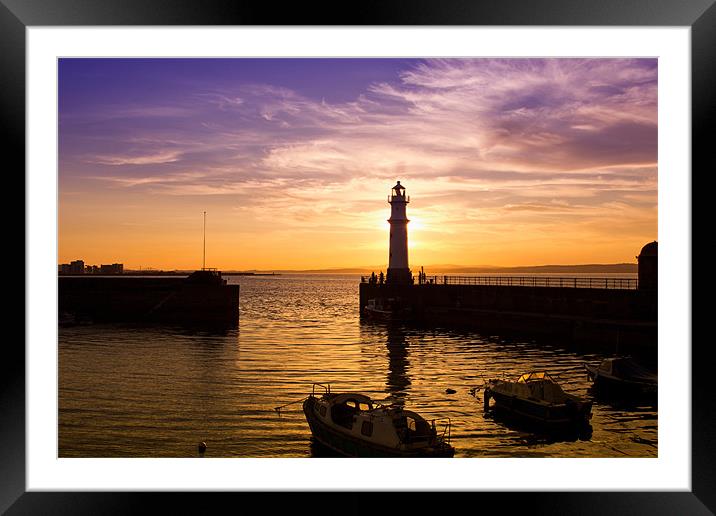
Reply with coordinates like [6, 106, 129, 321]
[203, 211, 206, 270]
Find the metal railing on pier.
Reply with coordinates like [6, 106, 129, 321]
[361, 274, 638, 290]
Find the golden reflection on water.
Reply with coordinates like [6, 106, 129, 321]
[59, 274, 656, 458]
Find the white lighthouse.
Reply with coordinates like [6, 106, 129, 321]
[387, 181, 412, 284]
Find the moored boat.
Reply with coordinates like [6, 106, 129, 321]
[363, 298, 412, 321]
[483, 371, 592, 431]
[584, 356, 657, 398]
[301, 384, 454, 457]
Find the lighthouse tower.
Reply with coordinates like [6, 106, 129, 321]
[387, 181, 412, 284]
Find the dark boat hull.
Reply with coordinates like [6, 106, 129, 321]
[363, 307, 395, 321]
[485, 389, 592, 431]
[303, 397, 454, 458]
[363, 307, 412, 322]
[585, 365, 657, 399]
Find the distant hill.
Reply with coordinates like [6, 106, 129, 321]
[221, 263, 637, 274]
[226, 267, 380, 274]
[119, 263, 637, 275]
[423, 263, 638, 274]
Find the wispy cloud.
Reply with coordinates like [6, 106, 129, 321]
[88, 150, 184, 166]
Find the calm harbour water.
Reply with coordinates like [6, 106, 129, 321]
[58, 273, 657, 458]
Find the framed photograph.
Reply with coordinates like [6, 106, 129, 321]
[7, 0, 712, 513]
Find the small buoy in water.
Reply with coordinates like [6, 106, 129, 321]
[445, 388, 456, 394]
[198, 441, 207, 455]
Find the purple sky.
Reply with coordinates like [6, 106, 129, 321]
[58, 58, 657, 269]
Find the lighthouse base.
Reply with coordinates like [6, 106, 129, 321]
[387, 268, 412, 285]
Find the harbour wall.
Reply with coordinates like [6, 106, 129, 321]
[59, 277, 240, 325]
[359, 283, 657, 358]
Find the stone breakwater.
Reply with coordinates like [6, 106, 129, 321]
[59, 276, 240, 325]
[359, 281, 657, 360]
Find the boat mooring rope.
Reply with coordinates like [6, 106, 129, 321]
[274, 396, 309, 416]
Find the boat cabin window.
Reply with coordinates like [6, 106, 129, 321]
[331, 398, 371, 429]
[345, 400, 372, 411]
[395, 415, 431, 443]
[407, 417, 430, 436]
[518, 372, 554, 383]
[361, 421, 373, 437]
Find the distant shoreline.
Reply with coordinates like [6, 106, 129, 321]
[58, 271, 281, 277]
[58, 263, 637, 276]
[231, 263, 638, 274]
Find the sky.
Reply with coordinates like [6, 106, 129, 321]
[58, 58, 657, 270]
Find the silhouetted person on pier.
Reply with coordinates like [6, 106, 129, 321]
[371, 271, 377, 285]
[379, 272, 384, 284]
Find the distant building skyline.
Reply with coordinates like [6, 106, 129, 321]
[59, 58, 657, 269]
[59, 260, 123, 275]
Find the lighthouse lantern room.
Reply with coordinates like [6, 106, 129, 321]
[386, 181, 412, 284]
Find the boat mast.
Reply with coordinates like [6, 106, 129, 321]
[202, 211, 206, 271]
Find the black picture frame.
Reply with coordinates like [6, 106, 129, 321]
[5, 0, 712, 513]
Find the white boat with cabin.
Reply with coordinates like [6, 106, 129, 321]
[302, 384, 454, 457]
